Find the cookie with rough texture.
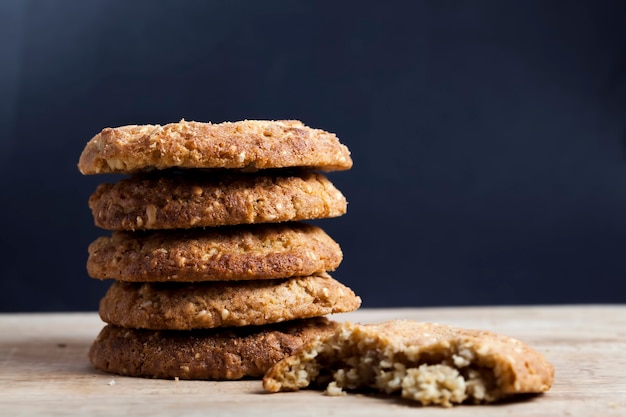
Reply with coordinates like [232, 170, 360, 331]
[263, 320, 554, 407]
[78, 120, 352, 174]
[98, 274, 361, 330]
[89, 170, 347, 230]
[87, 223, 342, 282]
[89, 318, 338, 380]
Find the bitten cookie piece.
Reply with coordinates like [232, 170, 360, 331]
[98, 274, 361, 330]
[89, 318, 338, 380]
[263, 320, 554, 407]
[89, 170, 347, 230]
[78, 119, 352, 174]
[87, 223, 342, 282]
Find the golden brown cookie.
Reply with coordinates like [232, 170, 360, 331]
[263, 320, 554, 407]
[87, 223, 342, 282]
[89, 170, 347, 230]
[89, 318, 338, 380]
[98, 274, 361, 330]
[78, 119, 352, 174]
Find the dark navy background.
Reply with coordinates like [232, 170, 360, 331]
[1, 1, 625, 311]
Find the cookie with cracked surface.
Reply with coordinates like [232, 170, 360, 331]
[89, 170, 347, 230]
[98, 274, 361, 330]
[87, 223, 342, 282]
[89, 318, 338, 380]
[263, 320, 554, 407]
[78, 119, 352, 174]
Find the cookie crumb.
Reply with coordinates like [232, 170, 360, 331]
[324, 382, 346, 396]
[108, 380, 116, 386]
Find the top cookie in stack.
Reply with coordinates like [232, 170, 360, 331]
[78, 119, 352, 174]
[78, 119, 361, 380]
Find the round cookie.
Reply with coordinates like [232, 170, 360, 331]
[89, 318, 338, 380]
[98, 274, 361, 330]
[78, 119, 352, 174]
[88, 170, 347, 230]
[87, 223, 342, 282]
[263, 320, 555, 406]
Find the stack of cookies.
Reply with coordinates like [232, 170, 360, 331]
[78, 120, 361, 380]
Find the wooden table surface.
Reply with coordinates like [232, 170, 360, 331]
[1, 306, 625, 416]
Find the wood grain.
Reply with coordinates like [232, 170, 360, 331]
[1, 306, 625, 416]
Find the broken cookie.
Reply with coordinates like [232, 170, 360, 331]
[263, 320, 554, 407]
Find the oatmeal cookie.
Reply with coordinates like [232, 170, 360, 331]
[89, 318, 338, 380]
[87, 223, 342, 282]
[98, 274, 361, 330]
[88, 170, 347, 230]
[78, 120, 352, 174]
[263, 320, 554, 407]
